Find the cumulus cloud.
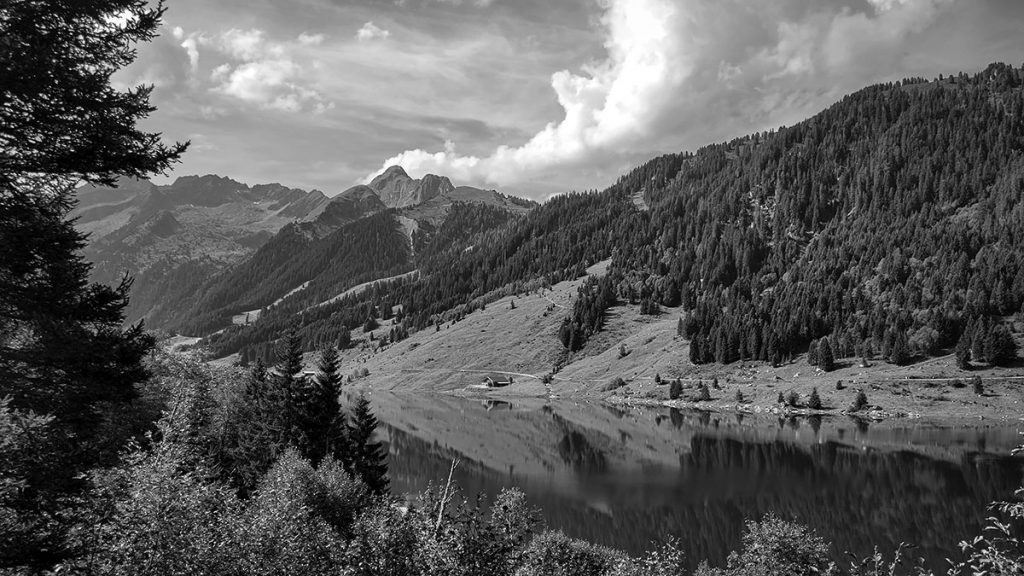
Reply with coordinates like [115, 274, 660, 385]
[173, 27, 334, 113]
[356, 22, 391, 41]
[366, 0, 964, 192]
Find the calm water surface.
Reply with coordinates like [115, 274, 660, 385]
[369, 392, 1024, 571]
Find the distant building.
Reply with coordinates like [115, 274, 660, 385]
[482, 374, 514, 388]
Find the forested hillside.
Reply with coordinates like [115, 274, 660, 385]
[627, 63, 1024, 366]
[206, 63, 1024, 369]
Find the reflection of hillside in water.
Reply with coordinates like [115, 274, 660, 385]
[377, 394, 1023, 571]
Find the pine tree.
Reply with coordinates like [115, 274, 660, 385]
[337, 326, 351, 349]
[984, 325, 1018, 366]
[0, 1, 185, 567]
[698, 383, 711, 402]
[669, 379, 682, 400]
[271, 330, 304, 444]
[955, 333, 972, 370]
[348, 393, 389, 494]
[807, 387, 823, 410]
[818, 338, 835, 372]
[888, 330, 910, 366]
[305, 347, 349, 467]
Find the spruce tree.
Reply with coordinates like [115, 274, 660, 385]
[808, 387, 823, 410]
[955, 334, 972, 370]
[888, 330, 910, 366]
[0, 1, 185, 568]
[818, 338, 835, 372]
[666, 379, 680, 400]
[305, 347, 350, 467]
[807, 339, 820, 366]
[984, 325, 1018, 366]
[348, 394, 389, 494]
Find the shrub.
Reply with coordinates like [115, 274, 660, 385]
[517, 530, 624, 576]
[611, 539, 687, 576]
[86, 445, 242, 576]
[972, 376, 984, 396]
[951, 378, 965, 389]
[711, 378, 721, 390]
[776, 392, 785, 404]
[654, 373, 662, 385]
[851, 390, 869, 412]
[695, 514, 835, 576]
[618, 344, 628, 358]
[835, 380, 844, 390]
[807, 388, 822, 410]
[734, 389, 745, 404]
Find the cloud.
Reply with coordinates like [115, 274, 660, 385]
[356, 21, 391, 41]
[298, 32, 325, 45]
[365, 0, 966, 195]
[180, 35, 202, 72]
[191, 27, 333, 113]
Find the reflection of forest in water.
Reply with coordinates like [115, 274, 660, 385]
[383, 403, 1024, 571]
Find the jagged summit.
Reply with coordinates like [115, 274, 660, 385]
[368, 165, 455, 208]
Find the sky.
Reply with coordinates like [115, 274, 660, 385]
[121, 0, 1024, 201]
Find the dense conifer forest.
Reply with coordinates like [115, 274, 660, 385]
[207, 64, 1024, 370]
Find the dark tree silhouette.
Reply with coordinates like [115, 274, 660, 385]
[0, 0, 186, 569]
[348, 394, 390, 495]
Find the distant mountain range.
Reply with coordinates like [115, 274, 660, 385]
[195, 63, 1024, 371]
[79, 63, 1024, 376]
[75, 166, 535, 330]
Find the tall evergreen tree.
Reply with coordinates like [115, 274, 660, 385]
[273, 329, 304, 439]
[0, 1, 185, 569]
[818, 338, 836, 372]
[348, 394, 389, 495]
[303, 347, 349, 467]
[984, 325, 1018, 366]
[955, 334, 972, 370]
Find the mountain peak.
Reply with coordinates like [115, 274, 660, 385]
[382, 165, 409, 178]
[367, 166, 457, 208]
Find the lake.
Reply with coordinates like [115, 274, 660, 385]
[368, 391, 1024, 571]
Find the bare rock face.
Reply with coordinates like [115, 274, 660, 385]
[368, 165, 454, 208]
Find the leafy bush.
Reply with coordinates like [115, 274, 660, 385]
[695, 514, 835, 576]
[517, 530, 624, 576]
[972, 376, 984, 396]
[85, 445, 241, 576]
[735, 389, 745, 404]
